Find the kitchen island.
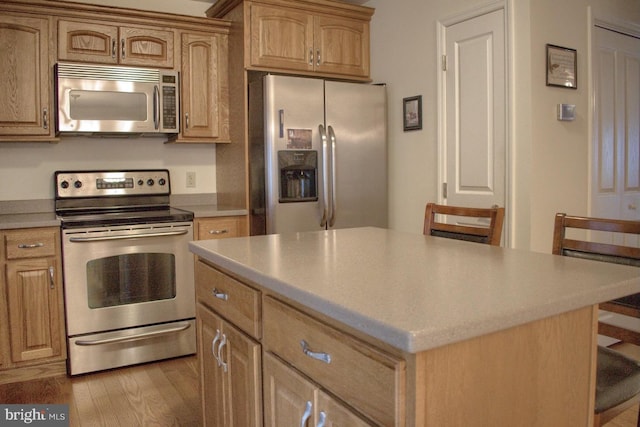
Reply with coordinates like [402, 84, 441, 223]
[189, 227, 640, 426]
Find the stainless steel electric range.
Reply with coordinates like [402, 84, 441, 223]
[55, 169, 195, 375]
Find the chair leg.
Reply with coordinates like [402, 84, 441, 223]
[637, 403, 640, 427]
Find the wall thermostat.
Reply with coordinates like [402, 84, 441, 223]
[557, 104, 576, 121]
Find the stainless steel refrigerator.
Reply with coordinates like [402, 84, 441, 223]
[249, 74, 387, 235]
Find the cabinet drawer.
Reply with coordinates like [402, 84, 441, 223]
[5, 228, 57, 260]
[263, 297, 404, 427]
[196, 217, 241, 240]
[195, 260, 261, 339]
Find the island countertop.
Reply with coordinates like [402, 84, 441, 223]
[189, 227, 640, 354]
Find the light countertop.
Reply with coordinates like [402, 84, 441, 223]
[189, 227, 640, 354]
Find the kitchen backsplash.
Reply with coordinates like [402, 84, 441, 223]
[0, 137, 217, 201]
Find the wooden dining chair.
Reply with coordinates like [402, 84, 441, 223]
[423, 203, 505, 246]
[552, 213, 640, 427]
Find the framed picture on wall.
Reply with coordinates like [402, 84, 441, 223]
[403, 95, 422, 131]
[546, 44, 577, 89]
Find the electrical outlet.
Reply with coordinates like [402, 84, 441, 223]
[186, 171, 196, 188]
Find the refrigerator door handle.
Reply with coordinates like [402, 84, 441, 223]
[319, 124, 330, 227]
[327, 125, 337, 227]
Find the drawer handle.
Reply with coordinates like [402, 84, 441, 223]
[18, 242, 44, 249]
[301, 401, 312, 427]
[300, 340, 331, 364]
[316, 411, 326, 427]
[212, 288, 229, 301]
[212, 329, 222, 366]
[209, 229, 229, 235]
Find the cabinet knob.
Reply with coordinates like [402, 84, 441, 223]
[316, 49, 321, 67]
[42, 108, 48, 130]
[309, 48, 313, 66]
[218, 334, 228, 373]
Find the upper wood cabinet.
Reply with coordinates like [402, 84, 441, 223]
[208, 0, 374, 81]
[58, 19, 175, 68]
[249, 3, 370, 78]
[0, 13, 54, 140]
[175, 31, 230, 143]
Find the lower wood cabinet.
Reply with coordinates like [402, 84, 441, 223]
[0, 227, 66, 381]
[195, 216, 248, 240]
[195, 260, 404, 426]
[263, 352, 373, 427]
[197, 303, 262, 427]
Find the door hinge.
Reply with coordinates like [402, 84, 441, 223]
[442, 182, 448, 198]
[442, 54, 447, 71]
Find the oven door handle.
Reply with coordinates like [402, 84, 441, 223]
[68, 229, 189, 242]
[74, 322, 192, 346]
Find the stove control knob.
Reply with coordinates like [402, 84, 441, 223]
[74, 181, 83, 189]
[158, 178, 166, 186]
[60, 180, 69, 189]
[147, 179, 155, 186]
[137, 179, 144, 186]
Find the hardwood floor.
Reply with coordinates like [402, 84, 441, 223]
[0, 355, 201, 426]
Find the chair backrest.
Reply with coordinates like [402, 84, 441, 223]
[551, 213, 640, 267]
[423, 203, 505, 246]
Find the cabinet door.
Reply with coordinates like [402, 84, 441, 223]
[316, 390, 374, 427]
[222, 321, 262, 427]
[197, 305, 226, 427]
[120, 26, 174, 68]
[0, 14, 52, 137]
[58, 19, 119, 64]
[314, 15, 369, 77]
[263, 352, 316, 427]
[198, 304, 261, 427]
[0, 240, 8, 369]
[250, 4, 314, 72]
[180, 32, 230, 141]
[5, 258, 63, 364]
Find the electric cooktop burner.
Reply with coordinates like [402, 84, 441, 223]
[54, 169, 194, 228]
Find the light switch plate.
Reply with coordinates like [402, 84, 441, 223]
[557, 104, 576, 121]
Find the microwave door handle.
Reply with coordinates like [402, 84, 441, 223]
[153, 85, 160, 130]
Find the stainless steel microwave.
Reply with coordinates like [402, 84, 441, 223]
[55, 62, 179, 135]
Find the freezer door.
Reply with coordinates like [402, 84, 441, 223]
[324, 81, 388, 229]
[264, 75, 326, 234]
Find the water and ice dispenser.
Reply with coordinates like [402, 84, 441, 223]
[278, 151, 318, 202]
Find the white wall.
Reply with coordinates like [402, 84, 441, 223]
[368, 0, 640, 252]
[0, 138, 216, 200]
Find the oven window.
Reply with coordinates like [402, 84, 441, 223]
[86, 253, 176, 308]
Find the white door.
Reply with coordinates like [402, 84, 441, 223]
[591, 26, 640, 246]
[441, 9, 506, 225]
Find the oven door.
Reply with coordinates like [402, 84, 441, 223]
[62, 222, 195, 337]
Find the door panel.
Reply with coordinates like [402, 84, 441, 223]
[443, 9, 506, 225]
[263, 75, 325, 234]
[325, 81, 387, 230]
[592, 26, 640, 247]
